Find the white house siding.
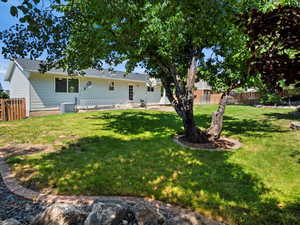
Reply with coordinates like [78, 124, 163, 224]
[29, 72, 79, 110]
[29, 73, 162, 110]
[78, 77, 161, 106]
[9, 65, 30, 116]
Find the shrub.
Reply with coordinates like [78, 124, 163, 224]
[0, 91, 9, 99]
[259, 93, 282, 105]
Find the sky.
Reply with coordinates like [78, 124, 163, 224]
[0, 1, 212, 91]
[0, 0, 20, 90]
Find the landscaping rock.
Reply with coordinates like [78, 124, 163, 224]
[31, 203, 87, 225]
[84, 200, 136, 225]
[1, 219, 22, 225]
[163, 216, 194, 225]
[290, 122, 300, 130]
[132, 203, 165, 225]
[0, 176, 47, 225]
[163, 213, 223, 225]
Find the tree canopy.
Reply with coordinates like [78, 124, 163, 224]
[238, 5, 300, 94]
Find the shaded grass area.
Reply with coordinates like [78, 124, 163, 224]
[1, 105, 300, 225]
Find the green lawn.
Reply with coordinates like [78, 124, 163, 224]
[1, 105, 300, 225]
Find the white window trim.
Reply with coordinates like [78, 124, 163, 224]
[54, 76, 80, 93]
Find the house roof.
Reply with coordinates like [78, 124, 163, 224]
[5, 58, 154, 83]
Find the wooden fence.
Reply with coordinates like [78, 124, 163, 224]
[194, 90, 260, 105]
[0, 98, 26, 121]
[227, 92, 260, 105]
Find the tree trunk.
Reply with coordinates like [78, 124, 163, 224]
[180, 107, 209, 143]
[154, 50, 210, 143]
[207, 93, 228, 141]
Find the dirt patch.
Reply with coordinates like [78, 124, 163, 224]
[0, 144, 55, 158]
[173, 135, 242, 151]
[146, 105, 174, 112]
[0, 124, 17, 127]
[58, 135, 80, 140]
[30, 110, 60, 117]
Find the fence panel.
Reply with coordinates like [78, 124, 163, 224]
[0, 98, 26, 121]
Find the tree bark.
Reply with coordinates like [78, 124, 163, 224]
[152, 50, 210, 143]
[207, 93, 228, 141]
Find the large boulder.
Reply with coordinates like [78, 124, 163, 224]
[84, 200, 136, 225]
[30, 203, 87, 225]
[131, 203, 165, 225]
[1, 219, 22, 225]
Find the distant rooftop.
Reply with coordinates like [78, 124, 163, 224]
[6, 58, 153, 83]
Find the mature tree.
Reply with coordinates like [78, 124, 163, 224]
[239, 5, 300, 95]
[0, 0, 259, 143]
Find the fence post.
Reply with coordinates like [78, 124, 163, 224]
[2, 99, 7, 121]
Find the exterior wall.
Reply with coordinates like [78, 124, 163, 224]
[29, 72, 162, 110]
[9, 65, 30, 116]
[29, 73, 79, 110]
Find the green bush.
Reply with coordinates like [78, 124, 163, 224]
[259, 93, 282, 105]
[0, 91, 9, 99]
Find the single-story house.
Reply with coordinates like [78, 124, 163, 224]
[5, 58, 166, 116]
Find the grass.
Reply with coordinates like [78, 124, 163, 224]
[1, 105, 300, 225]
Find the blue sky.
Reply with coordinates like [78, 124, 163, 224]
[0, 0, 20, 90]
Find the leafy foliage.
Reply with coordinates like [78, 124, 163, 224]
[239, 5, 300, 93]
[0, 91, 9, 99]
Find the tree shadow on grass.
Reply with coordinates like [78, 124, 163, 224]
[8, 135, 300, 225]
[86, 111, 287, 138]
[263, 111, 300, 121]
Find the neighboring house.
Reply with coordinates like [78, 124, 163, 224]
[5, 58, 165, 116]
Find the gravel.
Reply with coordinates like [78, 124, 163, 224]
[0, 176, 49, 225]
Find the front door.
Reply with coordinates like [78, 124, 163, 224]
[129, 85, 134, 101]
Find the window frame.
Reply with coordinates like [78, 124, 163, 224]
[55, 77, 80, 93]
[109, 81, 115, 91]
[129, 85, 134, 101]
[147, 86, 154, 92]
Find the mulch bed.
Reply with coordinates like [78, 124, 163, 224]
[174, 135, 242, 151]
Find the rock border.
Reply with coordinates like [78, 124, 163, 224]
[0, 157, 225, 225]
[290, 121, 300, 130]
[173, 135, 242, 151]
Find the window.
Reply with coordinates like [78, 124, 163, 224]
[55, 78, 67, 93]
[109, 81, 115, 91]
[147, 86, 154, 92]
[68, 79, 79, 93]
[55, 78, 79, 93]
[129, 85, 133, 100]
